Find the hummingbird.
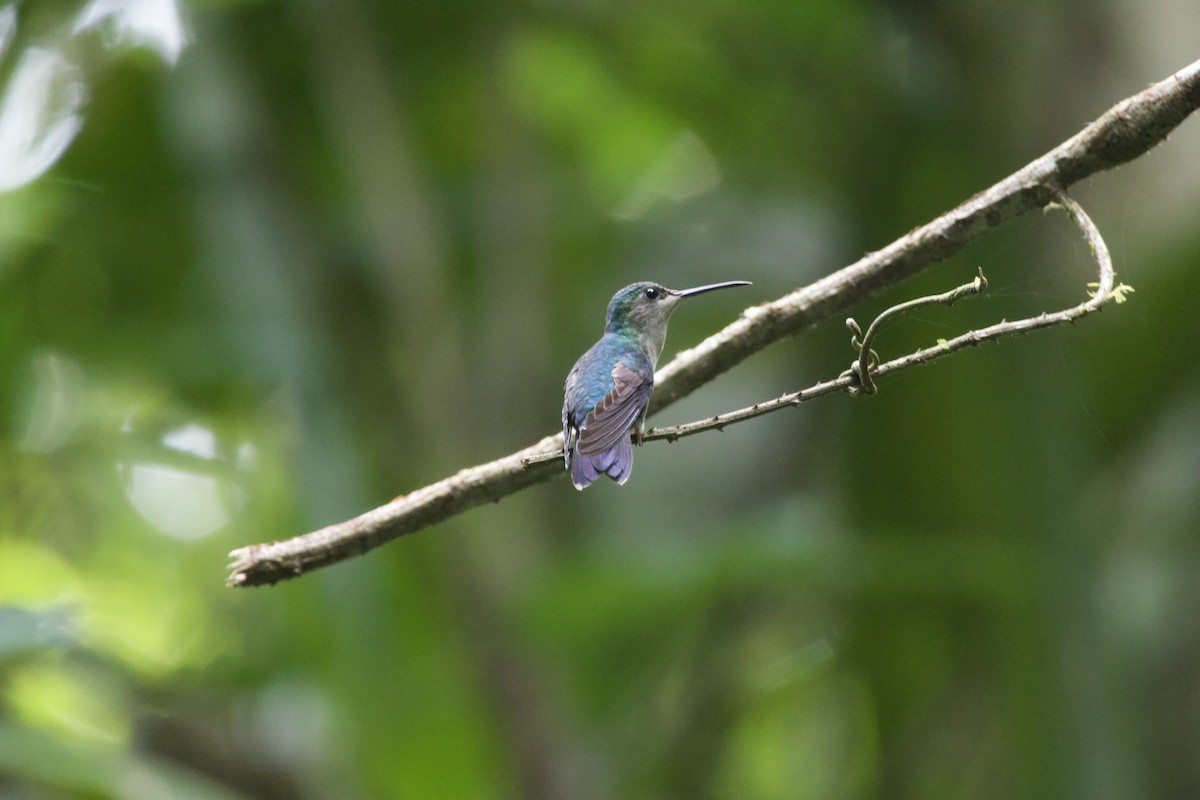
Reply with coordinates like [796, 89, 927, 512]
[562, 280, 752, 490]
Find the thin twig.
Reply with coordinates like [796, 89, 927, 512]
[228, 59, 1199, 588]
[844, 268, 988, 396]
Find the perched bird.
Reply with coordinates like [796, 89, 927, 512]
[562, 280, 751, 489]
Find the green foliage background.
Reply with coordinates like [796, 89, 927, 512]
[2, 1, 1199, 798]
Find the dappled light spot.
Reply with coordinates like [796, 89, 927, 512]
[73, 0, 188, 66]
[161, 421, 219, 460]
[0, 47, 86, 192]
[118, 422, 237, 541]
[614, 128, 722, 220]
[16, 350, 85, 453]
[122, 462, 228, 541]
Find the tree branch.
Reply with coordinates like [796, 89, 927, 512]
[228, 57, 1200, 588]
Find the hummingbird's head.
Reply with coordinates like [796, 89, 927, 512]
[603, 279, 751, 364]
[605, 282, 680, 336]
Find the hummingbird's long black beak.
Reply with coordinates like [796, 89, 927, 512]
[672, 280, 752, 298]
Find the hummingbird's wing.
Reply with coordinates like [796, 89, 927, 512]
[576, 360, 653, 456]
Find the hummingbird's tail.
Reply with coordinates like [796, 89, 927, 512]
[570, 436, 634, 490]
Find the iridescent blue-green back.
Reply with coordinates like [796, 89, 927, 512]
[562, 331, 654, 489]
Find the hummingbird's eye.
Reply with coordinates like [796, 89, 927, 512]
[644, 287, 660, 300]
